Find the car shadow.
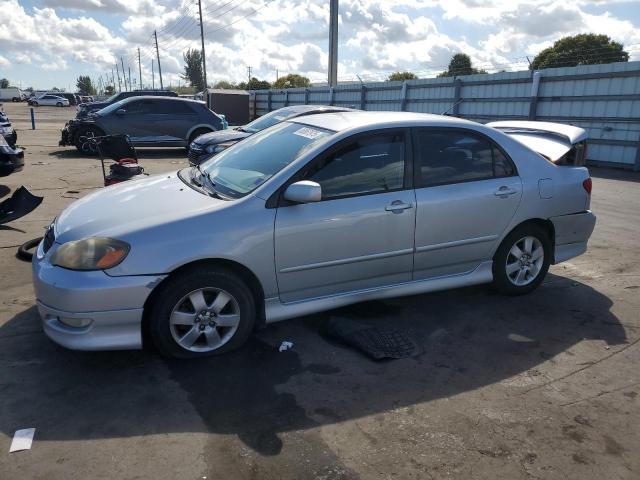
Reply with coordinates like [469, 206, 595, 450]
[47, 148, 189, 160]
[0, 273, 627, 456]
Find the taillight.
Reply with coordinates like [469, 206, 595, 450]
[582, 177, 592, 195]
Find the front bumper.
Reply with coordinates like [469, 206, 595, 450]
[32, 240, 166, 350]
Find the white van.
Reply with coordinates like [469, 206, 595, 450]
[0, 88, 24, 102]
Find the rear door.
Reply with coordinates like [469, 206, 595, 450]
[146, 100, 199, 146]
[274, 129, 416, 302]
[412, 128, 522, 279]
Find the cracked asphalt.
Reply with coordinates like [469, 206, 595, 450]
[0, 102, 639, 479]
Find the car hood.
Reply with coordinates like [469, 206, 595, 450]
[80, 101, 107, 110]
[194, 129, 251, 146]
[54, 172, 225, 244]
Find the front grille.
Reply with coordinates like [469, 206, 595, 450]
[43, 225, 55, 254]
[188, 146, 203, 165]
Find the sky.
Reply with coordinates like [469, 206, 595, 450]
[1, 0, 639, 91]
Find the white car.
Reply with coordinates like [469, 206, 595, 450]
[31, 95, 69, 107]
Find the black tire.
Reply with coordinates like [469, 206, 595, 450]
[149, 266, 256, 359]
[56, 102, 63, 107]
[12, 97, 19, 102]
[75, 126, 102, 155]
[492, 223, 551, 296]
[17, 237, 43, 262]
[32, 101, 38, 107]
[188, 127, 211, 146]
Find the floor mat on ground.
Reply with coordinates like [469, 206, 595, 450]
[324, 317, 422, 360]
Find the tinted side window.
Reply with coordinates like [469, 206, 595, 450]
[416, 130, 514, 187]
[125, 100, 154, 115]
[156, 100, 195, 114]
[306, 133, 405, 200]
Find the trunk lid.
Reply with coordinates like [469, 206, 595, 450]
[487, 121, 588, 165]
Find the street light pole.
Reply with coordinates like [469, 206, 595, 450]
[328, 0, 338, 86]
[138, 47, 142, 90]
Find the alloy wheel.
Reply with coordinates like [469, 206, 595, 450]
[78, 130, 97, 154]
[169, 287, 241, 353]
[505, 235, 545, 286]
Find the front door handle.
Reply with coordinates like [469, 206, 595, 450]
[494, 186, 518, 197]
[385, 201, 413, 212]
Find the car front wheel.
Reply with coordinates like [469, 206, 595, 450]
[56, 102, 63, 107]
[75, 126, 101, 155]
[492, 223, 551, 295]
[149, 267, 256, 358]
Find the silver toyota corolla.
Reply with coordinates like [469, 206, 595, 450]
[33, 112, 596, 358]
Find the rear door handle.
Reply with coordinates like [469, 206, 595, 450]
[494, 186, 518, 197]
[385, 201, 413, 212]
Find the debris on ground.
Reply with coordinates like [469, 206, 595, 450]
[324, 317, 422, 360]
[278, 340, 294, 352]
[0, 186, 43, 225]
[9, 428, 35, 453]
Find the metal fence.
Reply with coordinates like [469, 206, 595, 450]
[251, 61, 640, 170]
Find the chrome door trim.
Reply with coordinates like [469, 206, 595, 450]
[279, 247, 414, 274]
[415, 235, 498, 253]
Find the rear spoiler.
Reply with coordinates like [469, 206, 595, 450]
[487, 121, 588, 165]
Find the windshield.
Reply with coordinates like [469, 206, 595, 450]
[242, 108, 304, 133]
[96, 98, 128, 116]
[200, 121, 333, 198]
[104, 93, 121, 104]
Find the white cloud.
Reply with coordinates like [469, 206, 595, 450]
[1, 0, 639, 88]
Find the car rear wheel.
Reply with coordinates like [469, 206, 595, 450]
[492, 223, 551, 295]
[75, 126, 101, 155]
[149, 267, 256, 358]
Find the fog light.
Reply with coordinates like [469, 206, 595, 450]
[59, 317, 92, 328]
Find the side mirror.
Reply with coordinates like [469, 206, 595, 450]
[284, 181, 321, 204]
[115, 108, 126, 115]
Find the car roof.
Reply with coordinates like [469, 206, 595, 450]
[118, 96, 202, 105]
[276, 104, 355, 115]
[289, 111, 479, 132]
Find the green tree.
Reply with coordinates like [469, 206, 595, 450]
[388, 71, 418, 81]
[182, 48, 205, 91]
[76, 76, 96, 95]
[273, 73, 310, 89]
[213, 80, 238, 89]
[0, 78, 9, 88]
[530, 34, 628, 70]
[437, 53, 487, 77]
[104, 85, 116, 95]
[238, 77, 271, 90]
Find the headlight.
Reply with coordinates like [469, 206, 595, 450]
[206, 144, 230, 154]
[51, 237, 130, 271]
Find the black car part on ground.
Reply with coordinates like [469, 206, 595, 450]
[0, 142, 24, 177]
[0, 186, 43, 225]
[17, 237, 42, 262]
[323, 317, 423, 360]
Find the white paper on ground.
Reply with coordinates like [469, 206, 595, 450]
[279, 341, 294, 352]
[9, 428, 35, 453]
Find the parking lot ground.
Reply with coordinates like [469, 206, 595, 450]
[0, 102, 639, 480]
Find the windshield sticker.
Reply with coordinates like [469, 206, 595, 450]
[293, 127, 324, 139]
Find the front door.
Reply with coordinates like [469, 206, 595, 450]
[274, 130, 416, 303]
[412, 128, 522, 279]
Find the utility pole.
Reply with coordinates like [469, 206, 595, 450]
[328, 0, 338, 86]
[115, 63, 122, 92]
[152, 60, 155, 89]
[128, 67, 132, 92]
[120, 57, 127, 91]
[197, 0, 208, 90]
[138, 47, 142, 90]
[247, 66, 252, 84]
[154, 30, 164, 90]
